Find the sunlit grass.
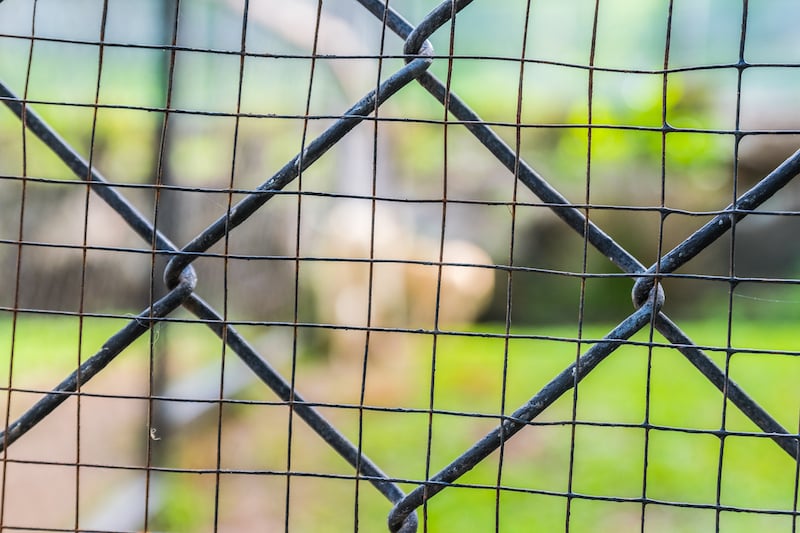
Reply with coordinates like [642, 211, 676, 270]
[2, 313, 800, 531]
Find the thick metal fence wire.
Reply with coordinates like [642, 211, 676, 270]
[2, 0, 800, 531]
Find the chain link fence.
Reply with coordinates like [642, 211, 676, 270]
[2, 0, 800, 531]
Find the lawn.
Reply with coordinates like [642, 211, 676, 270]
[2, 313, 800, 532]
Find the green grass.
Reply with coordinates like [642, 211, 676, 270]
[2, 313, 800, 531]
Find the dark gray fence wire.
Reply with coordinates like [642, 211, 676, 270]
[2, 0, 800, 531]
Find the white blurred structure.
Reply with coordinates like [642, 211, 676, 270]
[311, 200, 495, 361]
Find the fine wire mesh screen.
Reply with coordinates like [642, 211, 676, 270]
[2, 0, 800, 531]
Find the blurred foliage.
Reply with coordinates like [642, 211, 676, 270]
[1, 0, 798, 326]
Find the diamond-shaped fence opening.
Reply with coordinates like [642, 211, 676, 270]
[2, 1, 800, 531]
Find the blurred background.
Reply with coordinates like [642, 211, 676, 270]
[2, 0, 800, 322]
[2, 0, 800, 531]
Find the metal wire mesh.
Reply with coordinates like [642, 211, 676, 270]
[2, 0, 800, 531]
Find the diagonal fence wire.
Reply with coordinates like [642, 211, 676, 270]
[0, 4, 485, 531]
[0, 54, 435, 528]
[355, 1, 800, 526]
[2, 0, 800, 531]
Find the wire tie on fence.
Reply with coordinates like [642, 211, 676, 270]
[631, 278, 665, 310]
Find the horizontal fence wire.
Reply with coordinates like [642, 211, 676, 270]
[2, 0, 800, 531]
